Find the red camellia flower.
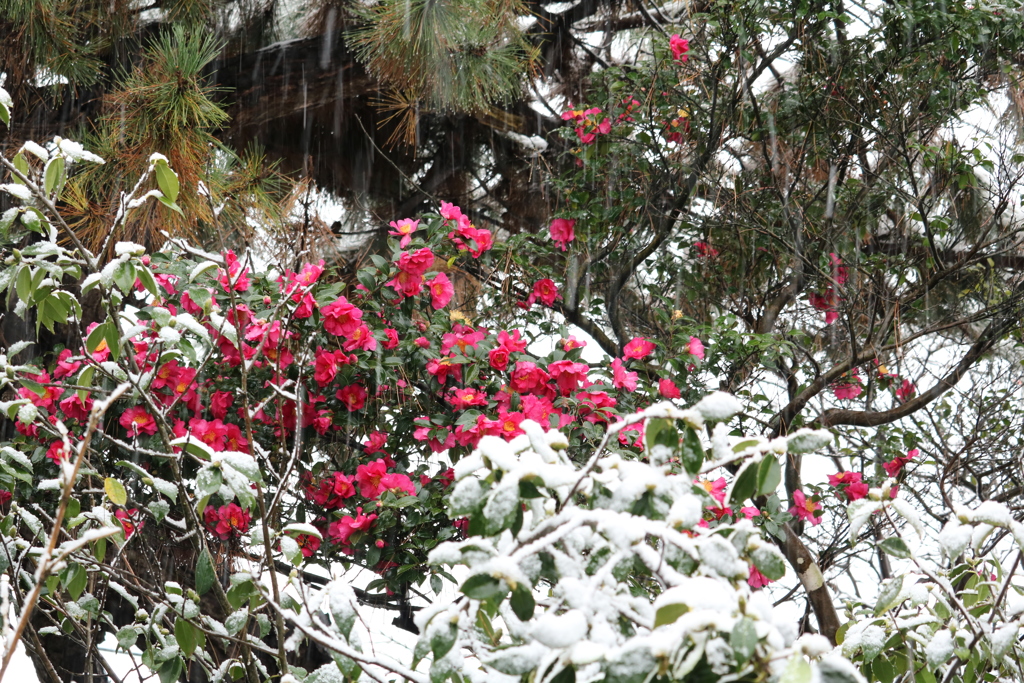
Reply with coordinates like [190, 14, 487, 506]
[217, 250, 251, 292]
[380, 473, 416, 496]
[205, 503, 251, 540]
[364, 431, 388, 454]
[687, 336, 705, 361]
[693, 241, 719, 258]
[827, 471, 869, 501]
[115, 508, 144, 538]
[832, 368, 863, 400]
[895, 379, 916, 402]
[336, 384, 368, 411]
[52, 349, 81, 379]
[119, 406, 158, 437]
[549, 218, 576, 251]
[46, 440, 73, 464]
[748, 565, 773, 589]
[0, 490, 11, 506]
[623, 337, 656, 360]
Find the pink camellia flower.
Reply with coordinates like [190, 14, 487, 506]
[356, 460, 389, 498]
[397, 248, 436, 276]
[789, 490, 822, 525]
[52, 349, 81, 379]
[611, 357, 638, 391]
[427, 272, 454, 310]
[531, 279, 561, 307]
[489, 345, 511, 371]
[439, 201, 463, 223]
[342, 324, 378, 353]
[364, 431, 388, 454]
[832, 368, 863, 400]
[687, 336, 705, 361]
[426, 357, 462, 384]
[699, 477, 728, 504]
[382, 328, 399, 350]
[120, 406, 158, 437]
[882, 449, 918, 477]
[739, 507, 761, 520]
[669, 34, 689, 62]
[447, 387, 489, 410]
[321, 296, 364, 337]
[388, 218, 419, 247]
[414, 336, 431, 348]
[380, 472, 416, 496]
[895, 379, 916, 402]
[623, 337, 656, 360]
[547, 360, 590, 396]
[217, 251, 250, 292]
[336, 384, 368, 411]
[748, 565, 773, 589]
[561, 335, 586, 351]
[510, 361, 551, 395]
[549, 218, 576, 251]
[498, 329, 528, 352]
[658, 378, 681, 399]
[0, 490, 11, 506]
[827, 471, 869, 501]
[329, 507, 378, 545]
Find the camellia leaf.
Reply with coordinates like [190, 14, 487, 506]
[730, 617, 758, 664]
[460, 574, 507, 601]
[756, 455, 782, 496]
[174, 617, 202, 658]
[104, 477, 128, 506]
[879, 537, 911, 559]
[154, 160, 180, 203]
[680, 426, 705, 475]
[195, 549, 216, 596]
[509, 583, 535, 621]
[874, 576, 904, 616]
[430, 618, 458, 660]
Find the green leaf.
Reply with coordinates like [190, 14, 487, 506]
[64, 563, 87, 601]
[86, 322, 108, 354]
[756, 455, 782, 496]
[680, 426, 704, 475]
[137, 267, 160, 298]
[752, 546, 786, 581]
[510, 583, 535, 621]
[104, 477, 128, 506]
[154, 161, 180, 203]
[730, 617, 758, 664]
[729, 459, 759, 505]
[113, 261, 136, 294]
[116, 626, 138, 651]
[874, 576, 904, 616]
[460, 574, 507, 601]
[104, 320, 121, 361]
[430, 618, 458, 659]
[44, 156, 65, 195]
[175, 618, 201, 657]
[653, 603, 688, 628]
[158, 657, 183, 683]
[879, 537, 911, 559]
[77, 365, 95, 402]
[0, 101, 8, 127]
[149, 499, 170, 523]
[780, 653, 812, 683]
[16, 266, 33, 303]
[156, 195, 184, 215]
[195, 467, 223, 499]
[195, 549, 216, 596]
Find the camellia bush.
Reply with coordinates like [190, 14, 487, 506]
[5, 69, 1024, 683]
